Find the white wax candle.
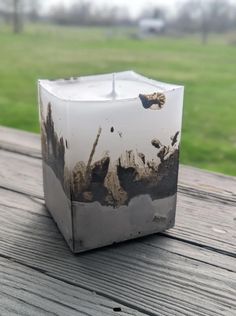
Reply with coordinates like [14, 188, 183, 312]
[38, 70, 184, 253]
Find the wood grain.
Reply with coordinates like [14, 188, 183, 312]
[0, 126, 41, 159]
[0, 149, 43, 199]
[0, 257, 144, 316]
[179, 165, 236, 205]
[0, 149, 235, 255]
[167, 193, 236, 255]
[0, 188, 235, 316]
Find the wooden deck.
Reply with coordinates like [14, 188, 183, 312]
[0, 126, 235, 316]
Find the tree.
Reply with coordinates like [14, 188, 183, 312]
[13, 0, 23, 33]
[200, 1, 211, 44]
[1, 0, 24, 33]
[49, 1, 132, 27]
[27, 0, 41, 22]
[200, 0, 233, 43]
[173, 0, 233, 44]
[138, 6, 166, 20]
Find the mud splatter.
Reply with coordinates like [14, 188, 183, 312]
[139, 92, 166, 110]
[41, 103, 67, 195]
[171, 131, 180, 146]
[41, 102, 180, 207]
[138, 152, 145, 165]
[151, 138, 162, 149]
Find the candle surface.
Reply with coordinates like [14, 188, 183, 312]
[40, 71, 179, 101]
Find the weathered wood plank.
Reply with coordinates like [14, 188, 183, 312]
[0, 187, 235, 273]
[0, 188, 235, 316]
[143, 235, 236, 273]
[0, 149, 235, 254]
[179, 165, 236, 205]
[0, 149, 43, 199]
[167, 193, 236, 255]
[0, 126, 41, 159]
[0, 257, 143, 316]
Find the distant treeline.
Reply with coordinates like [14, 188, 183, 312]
[1, 0, 236, 37]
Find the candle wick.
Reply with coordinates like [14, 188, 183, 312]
[111, 73, 116, 99]
[106, 73, 117, 99]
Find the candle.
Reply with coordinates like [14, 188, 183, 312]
[38, 71, 184, 253]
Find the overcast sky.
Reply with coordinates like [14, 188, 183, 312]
[43, 0, 181, 17]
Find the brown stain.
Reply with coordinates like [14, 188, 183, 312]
[138, 152, 145, 165]
[139, 92, 166, 109]
[151, 138, 162, 149]
[41, 103, 68, 195]
[171, 131, 180, 146]
[41, 102, 180, 208]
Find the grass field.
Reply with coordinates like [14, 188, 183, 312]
[0, 25, 236, 176]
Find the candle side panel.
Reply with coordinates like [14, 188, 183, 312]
[38, 86, 183, 209]
[67, 88, 183, 207]
[39, 87, 72, 199]
[39, 87, 74, 250]
[43, 162, 74, 251]
[67, 89, 183, 166]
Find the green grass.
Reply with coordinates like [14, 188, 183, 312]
[1, 24, 236, 176]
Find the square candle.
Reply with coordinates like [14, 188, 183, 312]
[38, 71, 184, 253]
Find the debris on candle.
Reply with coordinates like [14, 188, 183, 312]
[151, 138, 162, 149]
[84, 126, 102, 187]
[139, 92, 166, 110]
[41, 103, 180, 208]
[82, 191, 93, 202]
[110, 126, 114, 133]
[171, 131, 180, 147]
[138, 152, 145, 165]
[157, 146, 167, 163]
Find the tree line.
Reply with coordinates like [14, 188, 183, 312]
[1, 0, 236, 41]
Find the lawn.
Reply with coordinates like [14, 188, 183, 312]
[0, 25, 236, 176]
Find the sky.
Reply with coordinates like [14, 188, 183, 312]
[43, 0, 181, 17]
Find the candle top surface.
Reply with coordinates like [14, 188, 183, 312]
[39, 71, 182, 102]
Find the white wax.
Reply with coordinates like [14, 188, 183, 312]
[39, 70, 184, 170]
[39, 71, 179, 101]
